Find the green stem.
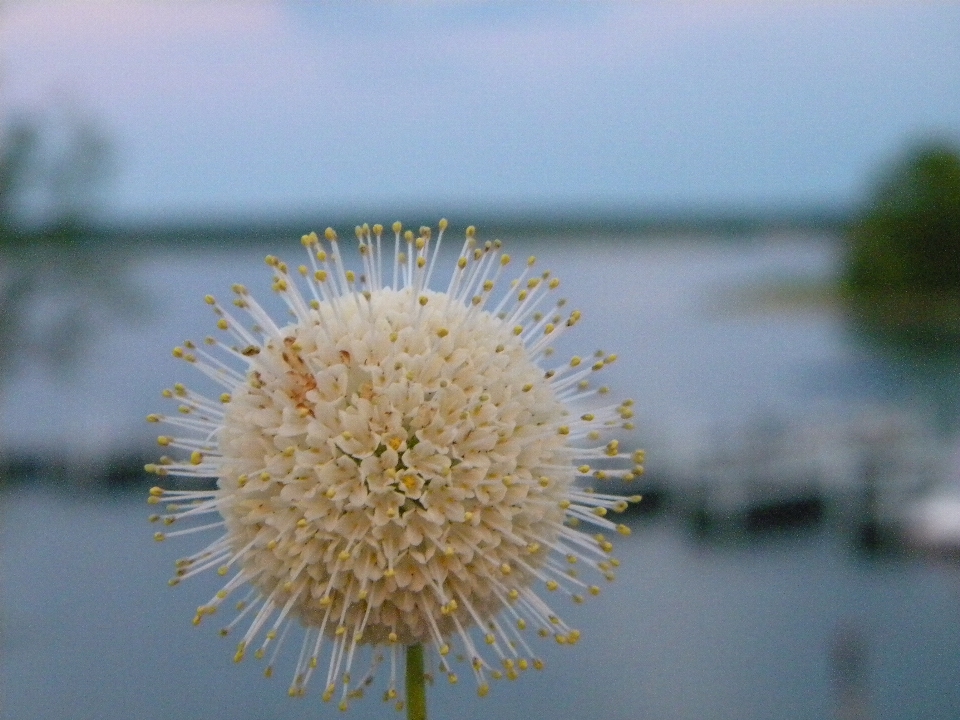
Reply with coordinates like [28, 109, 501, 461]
[406, 643, 427, 720]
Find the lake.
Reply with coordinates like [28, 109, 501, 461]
[2, 230, 960, 718]
[2, 485, 960, 720]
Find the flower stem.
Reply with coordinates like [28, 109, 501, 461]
[406, 643, 427, 720]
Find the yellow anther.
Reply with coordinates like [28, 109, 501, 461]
[500, 563, 511, 575]
[485, 633, 495, 645]
[477, 684, 490, 697]
[324, 227, 337, 241]
[517, 619, 526, 630]
[557, 426, 570, 435]
[546, 580, 559, 591]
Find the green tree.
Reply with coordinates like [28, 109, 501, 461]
[0, 107, 136, 384]
[844, 140, 960, 337]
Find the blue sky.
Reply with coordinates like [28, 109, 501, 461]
[3, 1, 960, 223]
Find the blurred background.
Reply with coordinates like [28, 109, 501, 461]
[2, 2, 960, 719]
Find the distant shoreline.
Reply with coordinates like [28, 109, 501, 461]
[61, 207, 850, 248]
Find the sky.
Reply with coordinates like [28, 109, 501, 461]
[2, 1, 960, 223]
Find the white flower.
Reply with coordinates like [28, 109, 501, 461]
[147, 221, 643, 710]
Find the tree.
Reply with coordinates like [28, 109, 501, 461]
[0, 106, 136, 384]
[844, 139, 960, 338]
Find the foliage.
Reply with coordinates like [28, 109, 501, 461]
[844, 140, 960, 339]
[0, 107, 135, 383]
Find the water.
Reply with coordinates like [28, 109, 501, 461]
[2, 232, 905, 461]
[3, 232, 960, 718]
[2, 486, 960, 720]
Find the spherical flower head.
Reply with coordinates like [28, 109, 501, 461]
[148, 222, 643, 708]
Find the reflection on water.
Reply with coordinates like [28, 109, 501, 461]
[2, 486, 960, 720]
